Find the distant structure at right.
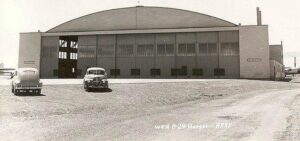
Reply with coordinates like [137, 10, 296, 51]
[269, 41, 284, 80]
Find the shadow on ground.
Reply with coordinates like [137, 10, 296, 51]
[88, 88, 112, 93]
[15, 93, 46, 96]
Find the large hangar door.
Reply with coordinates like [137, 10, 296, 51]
[58, 36, 78, 78]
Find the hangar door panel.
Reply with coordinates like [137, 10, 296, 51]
[97, 35, 116, 76]
[219, 31, 240, 78]
[78, 36, 97, 77]
[41, 36, 59, 78]
[197, 32, 219, 78]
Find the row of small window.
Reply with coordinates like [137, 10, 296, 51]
[109, 68, 226, 76]
[78, 43, 239, 57]
[59, 40, 78, 48]
[58, 52, 78, 60]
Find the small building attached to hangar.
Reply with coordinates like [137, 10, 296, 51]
[18, 6, 284, 79]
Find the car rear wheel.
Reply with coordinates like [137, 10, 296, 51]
[36, 89, 41, 95]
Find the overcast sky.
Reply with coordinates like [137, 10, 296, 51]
[0, 0, 299, 68]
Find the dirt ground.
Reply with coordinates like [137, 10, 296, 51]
[1, 79, 300, 141]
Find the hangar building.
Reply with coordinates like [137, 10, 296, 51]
[18, 6, 284, 79]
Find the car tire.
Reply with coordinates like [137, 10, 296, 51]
[36, 90, 41, 95]
[13, 89, 18, 96]
[87, 88, 91, 92]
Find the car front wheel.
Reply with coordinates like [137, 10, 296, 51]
[13, 89, 18, 95]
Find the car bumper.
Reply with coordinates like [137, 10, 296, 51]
[15, 86, 42, 90]
[85, 81, 108, 88]
[14, 87, 41, 93]
[14, 83, 42, 93]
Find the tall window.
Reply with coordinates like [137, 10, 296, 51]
[70, 41, 78, 48]
[59, 39, 67, 48]
[78, 46, 95, 58]
[199, 43, 217, 56]
[58, 52, 67, 59]
[98, 44, 115, 56]
[157, 44, 174, 56]
[118, 44, 134, 56]
[221, 43, 239, 56]
[137, 44, 154, 56]
[70, 53, 78, 60]
[178, 43, 196, 56]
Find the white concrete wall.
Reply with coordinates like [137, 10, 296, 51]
[239, 26, 270, 79]
[18, 32, 42, 70]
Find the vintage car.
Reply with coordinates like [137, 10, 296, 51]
[83, 67, 109, 91]
[11, 68, 43, 95]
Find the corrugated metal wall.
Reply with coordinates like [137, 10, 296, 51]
[41, 31, 240, 78]
[77, 36, 97, 77]
[41, 36, 59, 78]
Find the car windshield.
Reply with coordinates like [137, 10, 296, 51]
[88, 70, 105, 75]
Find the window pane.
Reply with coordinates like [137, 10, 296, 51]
[186, 44, 195, 56]
[208, 43, 217, 55]
[157, 44, 165, 56]
[199, 43, 207, 56]
[231, 43, 239, 55]
[99, 44, 115, 56]
[137, 44, 154, 56]
[221, 43, 230, 56]
[146, 45, 154, 56]
[118, 44, 133, 56]
[137, 45, 145, 56]
[165, 44, 174, 56]
[221, 42, 239, 56]
[59, 40, 67, 48]
[178, 44, 186, 56]
[79, 46, 95, 58]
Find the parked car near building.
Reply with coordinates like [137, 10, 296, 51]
[83, 67, 109, 91]
[11, 68, 43, 95]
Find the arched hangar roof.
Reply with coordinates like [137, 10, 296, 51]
[47, 6, 237, 33]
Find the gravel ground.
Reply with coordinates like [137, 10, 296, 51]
[1, 79, 300, 141]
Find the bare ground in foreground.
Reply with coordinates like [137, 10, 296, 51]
[1, 80, 300, 141]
